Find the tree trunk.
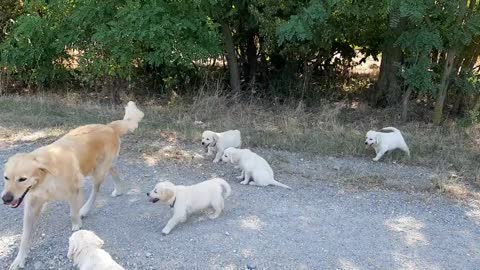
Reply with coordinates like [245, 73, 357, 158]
[221, 23, 241, 93]
[246, 34, 257, 90]
[433, 50, 456, 125]
[401, 85, 413, 122]
[373, 14, 406, 106]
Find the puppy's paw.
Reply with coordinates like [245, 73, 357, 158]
[213, 159, 219, 163]
[208, 214, 220, 219]
[240, 180, 249, 185]
[161, 229, 170, 235]
[372, 157, 380, 161]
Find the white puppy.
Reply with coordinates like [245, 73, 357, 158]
[201, 130, 241, 163]
[222, 148, 291, 189]
[365, 127, 410, 161]
[147, 178, 231, 235]
[68, 230, 124, 270]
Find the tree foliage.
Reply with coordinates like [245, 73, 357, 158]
[0, 0, 480, 123]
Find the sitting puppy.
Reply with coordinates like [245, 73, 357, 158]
[365, 127, 410, 161]
[68, 230, 124, 270]
[201, 130, 241, 163]
[222, 147, 291, 189]
[147, 178, 231, 235]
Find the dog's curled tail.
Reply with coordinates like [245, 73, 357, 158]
[108, 101, 145, 136]
[380, 127, 400, 133]
[272, 179, 291, 190]
[215, 178, 232, 199]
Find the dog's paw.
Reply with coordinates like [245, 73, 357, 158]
[372, 158, 380, 161]
[72, 223, 82, 231]
[240, 180, 249, 185]
[213, 159, 219, 163]
[161, 229, 170, 235]
[111, 189, 122, 197]
[9, 256, 25, 270]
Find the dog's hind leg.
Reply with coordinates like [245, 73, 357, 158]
[110, 167, 125, 197]
[10, 197, 45, 270]
[209, 198, 224, 219]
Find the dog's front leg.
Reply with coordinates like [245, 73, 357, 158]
[213, 149, 223, 163]
[236, 170, 245, 180]
[10, 198, 44, 270]
[373, 149, 386, 161]
[162, 213, 187, 235]
[69, 189, 83, 231]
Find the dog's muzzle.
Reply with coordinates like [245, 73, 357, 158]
[3, 186, 32, 208]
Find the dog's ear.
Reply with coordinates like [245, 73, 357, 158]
[160, 188, 174, 202]
[32, 155, 55, 176]
[212, 133, 219, 142]
[67, 237, 77, 260]
[91, 233, 105, 248]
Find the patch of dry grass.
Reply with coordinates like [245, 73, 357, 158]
[0, 92, 478, 184]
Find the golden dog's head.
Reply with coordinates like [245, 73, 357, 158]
[147, 181, 175, 204]
[2, 153, 50, 208]
[68, 230, 105, 260]
[201, 131, 218, 149]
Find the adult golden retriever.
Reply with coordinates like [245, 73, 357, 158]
[2, 101, 144, 270]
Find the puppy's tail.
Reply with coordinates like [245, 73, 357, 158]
[272, 179, 291, 190]
[108, 101, 145, 137]
[380, 127, 400, 133]
[215, 178, 231, 199]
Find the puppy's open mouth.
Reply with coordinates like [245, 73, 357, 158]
[6, 186, 32, 208]
[149, 198, 159, 203]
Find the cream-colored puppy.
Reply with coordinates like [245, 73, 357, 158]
[147, 178, 231, 235]
[68, 230, 124, 270]
[201, 130, 241, 163]
[221, 148, 291, 189]
[365, 127, 410, 161]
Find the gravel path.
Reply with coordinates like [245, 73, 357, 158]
[0, 143, 479, 270]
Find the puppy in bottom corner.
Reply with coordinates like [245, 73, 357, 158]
[365, 127, 410, 161]
[68, 230, 124, 270]
[201, 130, 241, 163]
[147, 178, 231, 235]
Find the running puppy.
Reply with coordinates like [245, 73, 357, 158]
[221, 147, 291, 189]
[201, 130, 241, 163]
[2, 101, 143, 270]
[147, 178, 231, 235]
[365, 127, 410, 161]
[68, 230, 124, 270]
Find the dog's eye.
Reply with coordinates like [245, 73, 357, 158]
[18, 177, 27, 182]
[4, 176, 8, 181]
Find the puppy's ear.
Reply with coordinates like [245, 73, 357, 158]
[212, 133, 220, 142]
[67, 238, 77, 260]
[92, 233, 104, 248]
[160, 188, 174, 202]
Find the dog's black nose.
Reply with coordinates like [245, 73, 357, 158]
[2, 192, 13, 204]
[364, 142, 368, 145]
[146, 192, 150, 196]
[201, 142, 205, 145]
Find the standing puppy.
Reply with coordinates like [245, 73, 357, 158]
[2, 101, 143, 270]
[365, 127, 410, 161]
[222, 147, 291, 189]
[147, 178, 231, 235]
[201, 130, 241, 163]
[68, 230, 124, 270]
